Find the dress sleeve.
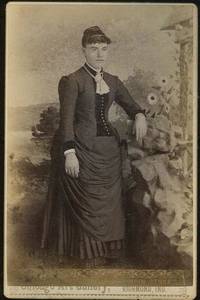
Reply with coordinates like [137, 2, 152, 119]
[58, 75, 78, 152]
[115, 77, 145, 119]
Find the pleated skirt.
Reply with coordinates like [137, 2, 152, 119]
[57, 196, 125, 259]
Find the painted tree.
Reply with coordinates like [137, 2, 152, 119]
[32, 106, 59, 138]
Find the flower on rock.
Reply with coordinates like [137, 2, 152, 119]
[147, 92, 159, 105]
[160, 77, 168, 87]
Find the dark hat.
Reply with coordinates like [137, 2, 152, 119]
[82, 26, 111, 47]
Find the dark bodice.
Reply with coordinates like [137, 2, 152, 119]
[95, 93, 114, 136]
[84, 63, 114, 136]
[58, 63, 145, 152]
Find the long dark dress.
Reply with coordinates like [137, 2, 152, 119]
[41, 64, 144, 260]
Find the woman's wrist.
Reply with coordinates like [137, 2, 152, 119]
[64, 149, 76, 157]
[135, 112, 146, 120]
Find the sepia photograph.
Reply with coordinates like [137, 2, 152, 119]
[4, 2, 197, 299]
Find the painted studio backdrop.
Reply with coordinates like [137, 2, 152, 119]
[6, 4, 195, 286]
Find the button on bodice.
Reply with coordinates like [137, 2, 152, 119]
[95, 93, 113, 136]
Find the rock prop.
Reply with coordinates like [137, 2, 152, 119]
[119, 70, 193, 268]
[124, 115, 192, 268]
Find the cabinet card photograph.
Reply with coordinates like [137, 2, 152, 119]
[4, 2, 197, 299]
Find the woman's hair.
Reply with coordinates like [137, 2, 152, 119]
[82, 26, 111, 47]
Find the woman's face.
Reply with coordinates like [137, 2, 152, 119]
[82, 43, 109, 70]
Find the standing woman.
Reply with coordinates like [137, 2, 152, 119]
[41, 26, 147, 266]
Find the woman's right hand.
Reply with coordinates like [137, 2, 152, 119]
[65, 152, 79, 178]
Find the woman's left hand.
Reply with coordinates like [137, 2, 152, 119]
[134, 113, 147, 146]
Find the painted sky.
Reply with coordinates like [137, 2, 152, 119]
[6, 3, 194, 107]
